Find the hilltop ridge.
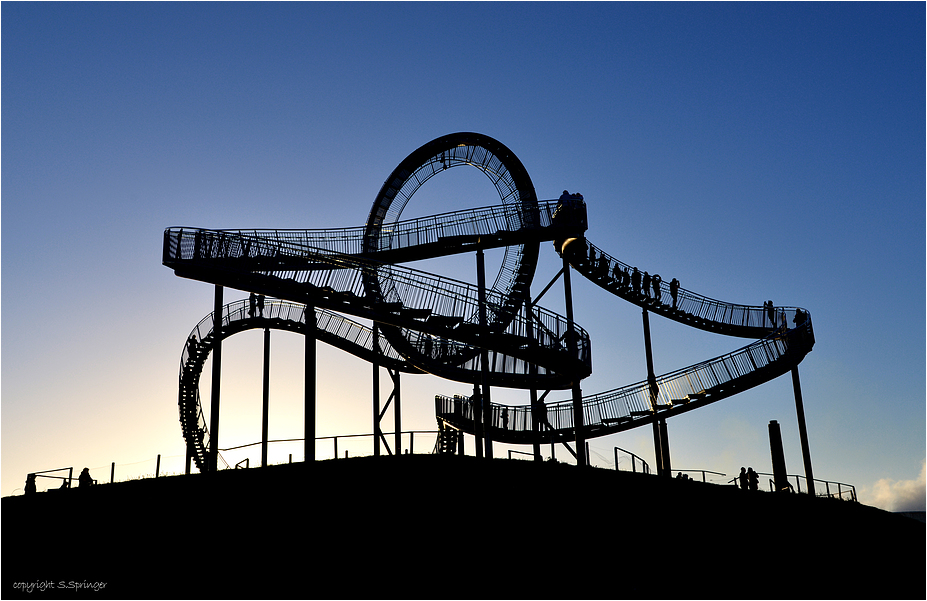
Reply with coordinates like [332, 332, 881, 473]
[3, 455, 923, 599]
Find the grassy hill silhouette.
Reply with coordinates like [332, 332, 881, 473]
[3, 454, 923, 599]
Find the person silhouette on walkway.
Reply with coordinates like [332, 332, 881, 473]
[257, 294, 265, 317]
[747, 467, 759, 491]
[670, 278, 680, 309]
[502, 407, 509, 430]
[642, 272, 651, 298]
[631, 268, 641, 295]
[652, 274, 662, 303]
[612, 263, 623, 288]
[739, 467, 748, 490]
[249, 292, 257, 318]
[598, 253, 609, 277]
[78, 468, 93, 489]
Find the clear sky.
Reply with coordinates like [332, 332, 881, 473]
[3, 2, 924, 511]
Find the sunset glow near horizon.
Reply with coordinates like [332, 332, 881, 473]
[3, 3, 924, 513]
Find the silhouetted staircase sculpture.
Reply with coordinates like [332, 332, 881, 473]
[164, 132, 814, 467]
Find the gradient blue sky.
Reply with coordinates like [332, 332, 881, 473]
[3, 2, 924, 511]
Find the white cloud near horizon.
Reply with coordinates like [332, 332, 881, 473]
[865, 459, 926, 512]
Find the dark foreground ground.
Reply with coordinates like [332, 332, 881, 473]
[3, 454, 923, 600]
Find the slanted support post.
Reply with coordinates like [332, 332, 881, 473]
[209, 285, 223, 473]
[791, 366, 815, 495]
[659, 418, 671, 477]
[769, 420, 789, 493]
[642, 307, 670, 476]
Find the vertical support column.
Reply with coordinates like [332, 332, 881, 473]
[530, 387, 541, 462]
[525, 289, 542, 463]
[562, 254, 586, 468]
[791, 366, 815, 495]
[372, 324, 381, 457]
[476, 246, 493, 459]
[392, 369, 401, 455]
[305, 305, 316, 463]
[473, 384, 484, 459]
[209, 285, 223, 473]
[262, 327, 271, 468]
[659, 419, 671, 476]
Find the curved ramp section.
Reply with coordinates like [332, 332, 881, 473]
[437, 312, 813, 444]
[437, 235, 814, 445]
[562, 239, 803, 339]
[179, 298, 424, 471]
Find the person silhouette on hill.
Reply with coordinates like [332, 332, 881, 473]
[739, 467, 748, 490]
[78, 468, 93, 489]
[25, 474, 36, 495]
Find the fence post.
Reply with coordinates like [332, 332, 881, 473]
[156, 454, 161, 478]
[110, 463, 115, 484]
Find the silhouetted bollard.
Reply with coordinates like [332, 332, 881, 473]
[769, 420, 789, 492]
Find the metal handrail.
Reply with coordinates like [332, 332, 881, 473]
[673, 469, 726, 483]
[163, 200, 562, 262]
[579, 240, 809, 337]
[727, 472, 858, 501]
[614, 447, 650, 474]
